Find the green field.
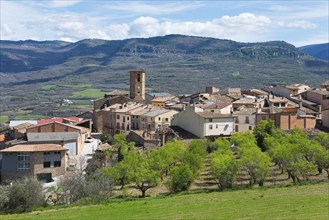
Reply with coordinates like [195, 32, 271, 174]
[14, 114, 48, 120]
[2, 183, 328, 220]
[0, 115, 9, 123]
[64, 84, 92, 89]
[70, 89, 104, 99]
[41, 85, 56, 90]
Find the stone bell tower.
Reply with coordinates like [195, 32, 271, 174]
[129, 70, 145, 100]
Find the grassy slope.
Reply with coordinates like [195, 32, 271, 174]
[3, 183, 328, 220]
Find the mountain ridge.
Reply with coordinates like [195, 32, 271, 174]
[1, 35, 328, 94]
[299, 42, 329, 60]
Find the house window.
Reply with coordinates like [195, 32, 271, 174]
[116, 122, 120, 129]
[158, 117, 161, 121]
[117, 115, 120, 119]
[165, 118, 169, 122]
[17, 152, 31, 172]
[54, 151, 61, 155]
[54, 161, 61, 167]
[123, 116, 126, 122]
[43, 161, 51, 168]
[148, 124, 151, 129]
[211, 110, 214, 113]
[216, 124, 219, 129]
[127, 117, 129, 121]
[137, 74, 141, 82]
[249, 126, 253, 130]
[245, 116, 250, 124]
[209, 125, 213, 130]
[224, 124, 229, 131]
[43, 152, 50, 155]
[235, 125, 239, 132]
[209, 119, 213, 122]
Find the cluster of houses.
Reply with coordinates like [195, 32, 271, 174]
[0, 69, 328, 184]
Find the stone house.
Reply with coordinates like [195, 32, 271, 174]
[26, 122, 90, 156]
[233, 108, 257, 132]
[256, 106, 316, 130]
[0, 144, 67, 183]
[306, 89, 329, 110]
[172, 106, 235, 138]
[140, 108, 178, 131]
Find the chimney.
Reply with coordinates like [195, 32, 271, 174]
[299, 101, 302, 109]
[318, 105, 322, 113]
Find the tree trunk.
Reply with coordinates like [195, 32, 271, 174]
[141, 189, 146, 197]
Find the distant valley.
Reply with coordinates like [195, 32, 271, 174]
[0, 35, 328, 119]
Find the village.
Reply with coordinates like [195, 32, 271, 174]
[0, 70, 328, 184]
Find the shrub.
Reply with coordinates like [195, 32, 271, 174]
[167, 164, 195, 193]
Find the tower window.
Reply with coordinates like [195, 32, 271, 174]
[137, 74, 141, 82]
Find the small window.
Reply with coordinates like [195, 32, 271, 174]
[43, 162, 51, 168]
[235, 125, 239, 132]
[216, 124, 218, 129]
[245, 116, 250, 124]
[127, 117, 129, 120]
[209, 125, 213, 130]
[43, 152, 50, 155]
[54, 151, 61, 155]
[209, 119, 213, 122]
[165, 118, 169, 122]
[249, 126, 253, 130]
[117, 115, 120, 119]
[211, 110, 214, 113]
[54, 161, 61, 167]
[158, 117, 161, 121]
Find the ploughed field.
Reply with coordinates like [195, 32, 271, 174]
[2, 183, 328, 220]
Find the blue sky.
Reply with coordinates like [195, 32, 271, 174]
[0, 0, 328, 46]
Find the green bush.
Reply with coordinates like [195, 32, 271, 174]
[167, 164, 195, 193]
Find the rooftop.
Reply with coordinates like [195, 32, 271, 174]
[308, 89, 329, 96]
[151, 95, 177, 103]
[27, 132, 79, 142]
[233, 107, 256, 115]
[9, 120, 37, 127]
[233, 98, 258, 104]
[37, 117, 81, 125]
[13, 122, 35, 130]
[143, 109, 177, 117]
[196, 111, 234, 119]
[0, 144, 67, 153]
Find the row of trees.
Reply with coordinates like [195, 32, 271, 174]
[209, 120, 329, 191]
[102, 136, 209, 197]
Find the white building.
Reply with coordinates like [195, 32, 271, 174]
[172, 106, 235, 138]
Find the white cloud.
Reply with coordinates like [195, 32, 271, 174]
[279, 20, 318, 30]
[120, 13, 271, 42]
[108, 2, 204, 15]
[49, 0, 81, 8]
[1, 24, 13, 35]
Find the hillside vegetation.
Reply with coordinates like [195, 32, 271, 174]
[2, 183, 328, 220]
[1, 35, 328, 118]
